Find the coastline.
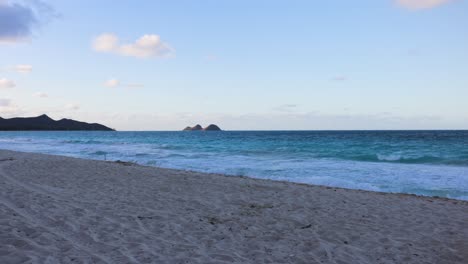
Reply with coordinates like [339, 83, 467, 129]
[1, 130, 467, 200]
[1, 149, 467, 263]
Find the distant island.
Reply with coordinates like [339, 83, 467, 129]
[183, 124, 222, 131]
[0, 114, 114, 131]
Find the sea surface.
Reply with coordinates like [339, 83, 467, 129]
[1, 130, 467, 200]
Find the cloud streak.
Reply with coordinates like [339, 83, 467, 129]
[396, 0, 453, 10]
[331, 76, 347, 81]
[14, 64, 32, 73]
[92, 33, 174, 59]
[33, 92, 48, 98]
[103, 78, 144, 88]
[65, 103, 80, 111]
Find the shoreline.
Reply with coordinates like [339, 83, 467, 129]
[3, 148, 467, 202]
[103, 157, 468, 203]
[1, 149, 467, 263]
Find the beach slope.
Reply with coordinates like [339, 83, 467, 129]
[0, 149, 466, 263]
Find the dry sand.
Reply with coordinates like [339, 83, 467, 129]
[0, 149, 467, 264]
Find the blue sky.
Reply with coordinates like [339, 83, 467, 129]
[0, 0, 467, 130]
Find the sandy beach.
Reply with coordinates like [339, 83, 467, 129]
[0, 149, 467, 264]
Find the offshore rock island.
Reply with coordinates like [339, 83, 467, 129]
[183, 124, 222, 131]
[0, 114, 114, 131]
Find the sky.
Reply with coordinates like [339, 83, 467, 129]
[0, 0, 467, 130]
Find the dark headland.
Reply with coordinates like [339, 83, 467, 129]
[183, 124, 222, 131]
[0, 114, 114, 131]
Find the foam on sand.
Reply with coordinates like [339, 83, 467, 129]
[0, 149, 467, 263]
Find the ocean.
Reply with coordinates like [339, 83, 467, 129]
[1, 130, 467, 200]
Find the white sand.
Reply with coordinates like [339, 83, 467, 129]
[0, 149, 467, 264]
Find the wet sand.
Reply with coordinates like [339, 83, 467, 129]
[0, 149, 467, 263]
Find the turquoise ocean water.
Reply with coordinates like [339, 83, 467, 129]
[1, 130, 467, 200]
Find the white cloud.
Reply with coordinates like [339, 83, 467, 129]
[119, 34, 172, 58]
[104, 78, 120, 88]
[15, 64, 32, 73]
[92, 33, 118, 52]
[0, 78, 15, 89]
[104, 79, 144, 88]
[92, 33, 174, 59]
[65, 103, 80, 111]
[396, 0, 453, 9]
[33, 92, 48, 98]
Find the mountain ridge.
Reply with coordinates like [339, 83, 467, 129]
[0, 115, 114, 131]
